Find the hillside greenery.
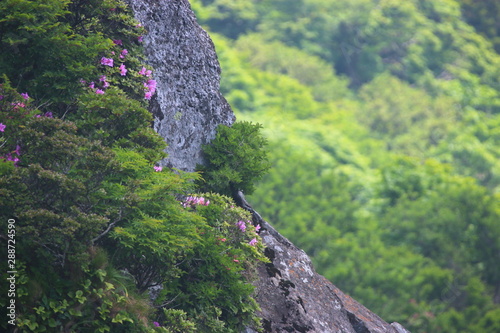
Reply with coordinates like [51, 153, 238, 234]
[191, 0, 500, 332]
[0, 1, 268, 332]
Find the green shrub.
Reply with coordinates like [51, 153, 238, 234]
[196, 121, 271, 197]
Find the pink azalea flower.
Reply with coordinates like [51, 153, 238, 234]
[100, 57, 114, 67]
[121, 49, 128, 56]
[119, 63, 127, 76]
[95, 89, 105, 95]
[5, 153, 20, 166]
[44, 112, 53, 118]
[113, 39, 122, 45]
[249, 238, 258, 246]
[144, 91, 152, 100]
[145, 69, 152, 77]
[255, 224, 261, 232]
[0, 95, 4, 100]
[14, 145, 21, 156]
[153, 322, 160, 327]
[138, 35, 144, 42]
[21, 92, 29, 100]
[236, 221, 246, 232]
[103, 81, 110, 88]
[99, 75, 107, 82]
[136, 23, 142, 28]
[233, 259, 240, 263]
[138, 67, 147, 75]
[79, 79, 86, 85]
[89, 82, 95, 89]
[154, 165, 162, 172]
[0, 123, 6, 132]
[12, 102, 25, 109]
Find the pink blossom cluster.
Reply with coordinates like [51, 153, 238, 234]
[100, 57, 114, 67]
[35, 112, 53, 118]
[138, 67, 156, 100]
[182, 196, 210, 208]
[153, 165, 162, 172]
[2, 142, 21, 166]
[236, 220, 247, 232]
[0, 121, 22, 166]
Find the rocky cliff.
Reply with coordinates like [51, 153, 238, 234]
[127, 0, 410, 332]
[127, 0, 235, 172]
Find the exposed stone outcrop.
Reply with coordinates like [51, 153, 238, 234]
[126, 0, 235, 172]
[249, 217, 411, 333]
[128, 0, 411, 332]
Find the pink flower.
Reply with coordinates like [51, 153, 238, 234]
[44, 112, 53, 118]
[138, 35, 144, 42]
[11, 102, 25, 109]
[5, 153, 20, 166]
[113, 39, 122, 46]
[145, 79, 157, 94]
[121, 49, 128, 56]
[103, 81, 110, 88]
[255, 224, 261, 232]
[233, 259, 240, 263]
[14, 145, 21, 156]
[139, 67, 147, 75]
[249, 238, 258, 246]
[154, 165, 162, 172]
[100, 57, 114, 67]
[0, 123, 6, 132]
[153, 321, 160, 327]
[136, 23, 142, 28]
[146, 79, 156, 88]
[236, 221, 246, 232]
[119, 63, 127, 76]
[21, 92, 29, 100]
[145, 69, 152, 77]
[219, 238, 227, 242]
[99, 75, 107, 82]
[89, 82, 95, 89]
[79, 79, 86, 85]
[95, 89, 105, 95]
[144, 91, 152, 100]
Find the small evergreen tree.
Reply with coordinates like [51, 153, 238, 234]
[196, 121, 271, 197]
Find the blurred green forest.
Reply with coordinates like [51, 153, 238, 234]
[191, 0, 500, 332]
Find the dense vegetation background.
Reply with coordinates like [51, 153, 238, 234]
[190, 0, 500, 332]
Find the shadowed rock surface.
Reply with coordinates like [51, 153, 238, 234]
[128, 0, 411, 332]
[127, 0, 235, 172]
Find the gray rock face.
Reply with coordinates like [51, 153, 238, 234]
[128, 0, 411, 332]
[126, 0, 235, 172]
[252, 218, 409, 333]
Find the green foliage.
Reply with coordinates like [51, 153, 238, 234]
[193, 1, 500, 332]
[196, 121, 271, 197]
[0, 2, 268, 332]
[156, 193, 266, 332]
[0, 0, 148, 114]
